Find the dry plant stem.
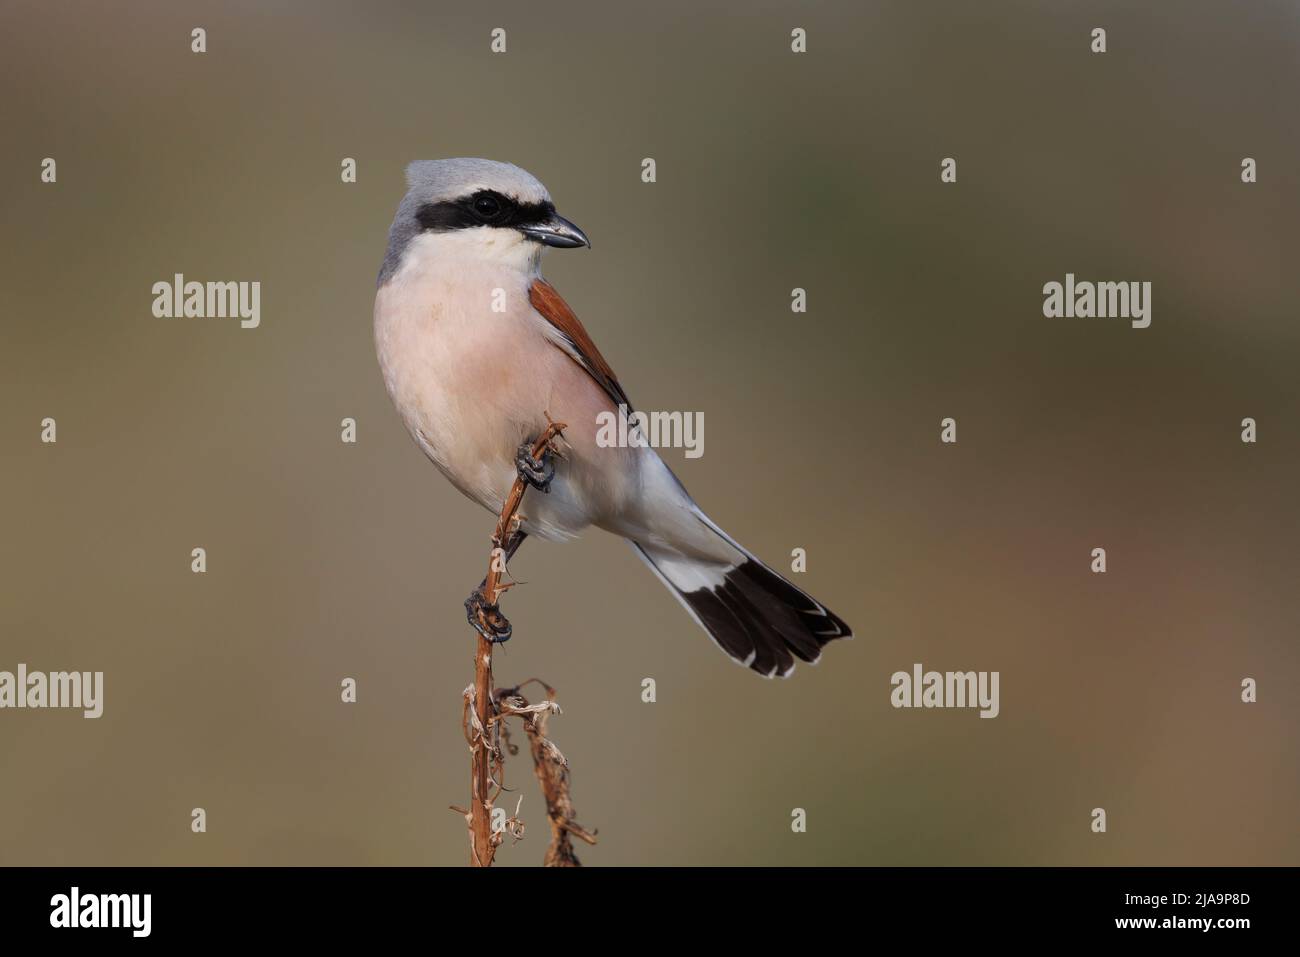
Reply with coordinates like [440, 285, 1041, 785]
[496, 680, 599, 866]
[467, 421, 566, 867]
[468, 635, 496, 866]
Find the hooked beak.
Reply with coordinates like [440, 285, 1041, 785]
[520, 213, 591, 249]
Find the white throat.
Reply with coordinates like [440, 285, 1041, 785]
[391, 229, 542, 288]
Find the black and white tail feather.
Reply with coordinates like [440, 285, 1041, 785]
[632, 510, 852, 678]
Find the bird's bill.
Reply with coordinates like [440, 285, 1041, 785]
[520, 213, 591, 249]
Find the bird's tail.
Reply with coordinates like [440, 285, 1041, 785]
[631, 512, 852, 678]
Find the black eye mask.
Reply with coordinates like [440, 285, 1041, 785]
[415, 190, 556, 233]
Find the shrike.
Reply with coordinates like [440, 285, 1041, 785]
[375, 159, 851, 677]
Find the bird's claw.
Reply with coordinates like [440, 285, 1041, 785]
[465, 587, 512, 643]
[515, 441, 555, 493]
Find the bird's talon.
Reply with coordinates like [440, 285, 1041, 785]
[515, 441, 555, 493]
[465, 589, 512, 643]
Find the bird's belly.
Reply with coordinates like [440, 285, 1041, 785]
[374, 285, 520, 502]
[373, 281, 631, 541]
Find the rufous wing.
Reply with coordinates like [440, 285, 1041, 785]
[529, 278, 633, 411]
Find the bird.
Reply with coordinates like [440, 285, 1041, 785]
[374, 159, 851, 677]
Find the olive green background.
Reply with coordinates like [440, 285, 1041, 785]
[1, 0, 1297, 866]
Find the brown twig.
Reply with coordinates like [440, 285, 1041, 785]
[462, 419, 568, 867]
[497, 680, 598, 866]
[461, 675, 596, 866]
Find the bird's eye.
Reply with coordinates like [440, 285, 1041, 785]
[472, 193, 503, 220]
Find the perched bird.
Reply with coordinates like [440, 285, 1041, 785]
[374, 159, 851, 677]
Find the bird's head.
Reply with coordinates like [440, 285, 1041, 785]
[380, 158, 589, 285]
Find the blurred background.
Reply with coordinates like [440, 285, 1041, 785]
[1, 0, 1297, 866]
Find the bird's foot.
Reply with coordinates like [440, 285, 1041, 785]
[515, 441, 555, 493]
[465, 585, 512, 643]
